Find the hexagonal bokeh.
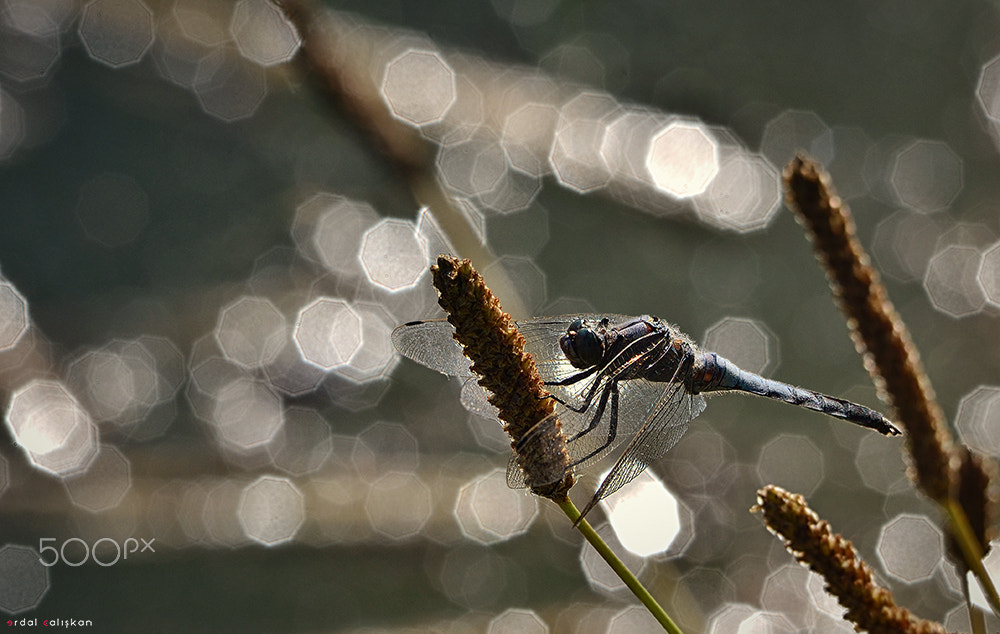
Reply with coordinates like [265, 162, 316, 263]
[293, 297, 362, 370]
[756, 435, 824, 496]
[296, 194, 378, 275]
[270, 407, 333, 476]
[702, 316, 776, 376]
[877, 513, 943, 583]
[437, 547, 511, 610]
[334, 302, 399, 384]
[692, 152, 781, 233]
[0, 89, 26, 161]
[210, 377, 284, 452]
[230, 0, 300, 67]
[889, 139, 963, 214]
[359, 218, 428, 292]
[646, 120, 719, 198]
[0, 3, 62, 84]
[62, 446, 132, 513]
[6, 379, 99, 477]
[922, 244, 986, 318]
[579, 521, 647, 594]
[0, 544, 49, 614]
[364, 471, 432, 540]
[502, 102, 559, 177]
[760, 109, 833, 168]
[955, 385, 1000, 458]
[454, 468, 537, 544]
[0, 280, 29, 351]
[978, 240, 1000, 308]
[382, 49, 456, 126]
[488, 608, 548, 634]
[238, 475, 305, 545]
[977, 54, 1000, 122]
[759, 563, 814, 631]
[78, 0, 154, 68]
[193, 46, 268, 122]
[352, 421, 420, 480]
[603, 470, 685, 557]
[606, 605, 666, 633]
[66, 341, 161, 427]
[437, 137, 508, 199]
[481, 256, 548, 315]
[549, 113, 613, 192]
[853, 434, 908, 494]
[215, 295, 287, 370]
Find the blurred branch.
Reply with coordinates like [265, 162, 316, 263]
[783, 155, 1000, 616]
[273, 0, 531, 316]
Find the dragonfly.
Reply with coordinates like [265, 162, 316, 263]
[392, 314, 901, 520]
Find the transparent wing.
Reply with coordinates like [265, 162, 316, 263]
[562, 376, 679, 471]
[392, 314, 634, 379]
[518, 314, 635, 407]
[390, 319, 473, 377]
[504, 378, 706, 493]
[576, 376, 706, 520]
[460, 377, 500, 423]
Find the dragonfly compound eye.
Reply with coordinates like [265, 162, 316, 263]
[560, 323, 604, 369]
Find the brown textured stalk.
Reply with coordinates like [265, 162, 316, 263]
[754, 486, 953, 634]
[784, 157, 1000, 615]
[783, 155, 952, 503]
[430, 256, 574, 499]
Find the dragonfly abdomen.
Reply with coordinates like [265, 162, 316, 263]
[690, 353, 900, 436]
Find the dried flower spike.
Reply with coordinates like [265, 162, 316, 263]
[430, 256, 574, 499]
[754, 485, 953, 634]
[783, 155, 952, 503]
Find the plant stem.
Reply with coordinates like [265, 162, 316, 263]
[945, 498, 1000, 616]
[555, 496, 683, 634]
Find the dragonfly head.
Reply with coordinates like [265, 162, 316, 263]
[560, 318, 605, 369]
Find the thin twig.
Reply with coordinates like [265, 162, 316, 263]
[557, 497, 683, 634]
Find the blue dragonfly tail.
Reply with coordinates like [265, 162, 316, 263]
[689, 353, 900, 436]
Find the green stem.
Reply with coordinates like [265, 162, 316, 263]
[944, 498, 1000, 617]
[555, 497, 683, 634]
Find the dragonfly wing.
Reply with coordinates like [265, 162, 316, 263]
[577, 378, 705, 519]
[506, 452, 526, 489]
[517, 314, 636, 407]
[391, 319, 474, 377]
[460, 378, 500, 423]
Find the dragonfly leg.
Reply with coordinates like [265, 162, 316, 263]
[569, 379, 613, 442]
[544, 365, 599, 387]
[569, 381, 620, 466]
[547, 368, 606, 414]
